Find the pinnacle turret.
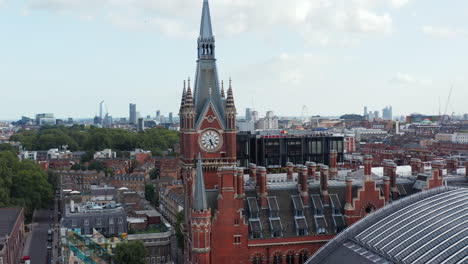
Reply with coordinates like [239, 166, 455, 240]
[193, 153, 208, 211]
[185, 78, 194, 108]
[226, 78, 235, 109]
[179, 81, 186, 112]
[221, 81, 225, 99]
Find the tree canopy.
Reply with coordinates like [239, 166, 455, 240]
[0, 151, 53, 217]
[114, 240, 147, 264]
[10, 125, 179, 155]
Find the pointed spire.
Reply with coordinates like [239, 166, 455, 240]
[221, 81, 225, 99]
[185, 78, 194, 107]
[180, 81, 186, 109]
[193, 153, 208, 211]
[226, 78, 235, 109]
[200, 0, 214, 39]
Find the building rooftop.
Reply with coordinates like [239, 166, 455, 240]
[306, 186, 468, 264]
[0, 208, 21, 238]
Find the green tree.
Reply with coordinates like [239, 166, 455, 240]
[130, 160, 139, 173]
[144, 184, 156, 205]
[0, 152, 53, 218]
[88, 161, 105, 172]
[149, 168, 158, 180]
[114, 241, 147, 264]
[0, 144, 17, 153]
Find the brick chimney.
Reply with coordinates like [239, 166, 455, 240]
[249, 163, 257, 183]
[298, 165, 309, 206]
[432, 160, 444, 178]
[320, 165, 329, 205]
[364, 155, 373, 181]
[446, 158, 458, 175]
[306, 161, 317, 181]
[383, 176, 390, 204]
[428, 160, 444, 189]
[410, 158, 423, 175]
[466, 162, 468, 178]
[235, 168, 244, 198]
[344, 176, 353, 211]
[257, 166, 268, 209]
[286, 162, 294, 181]
[329, 150, 338, 179]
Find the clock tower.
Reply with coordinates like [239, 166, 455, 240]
[179, 1, 237, 262]
[179, 0, 237, 189]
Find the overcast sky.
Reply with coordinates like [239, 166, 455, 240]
[1, 0, 467, 120]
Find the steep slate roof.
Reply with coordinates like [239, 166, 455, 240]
[306, 186, 468, 264]
[194, 0, 225, 125]
[200, 0, 213, 39]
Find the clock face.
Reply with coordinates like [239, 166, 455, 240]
[200, 130, 222, 152]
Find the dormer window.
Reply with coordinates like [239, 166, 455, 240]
[312, 194, 324, 216]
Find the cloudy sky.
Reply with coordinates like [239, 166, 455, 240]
[1, 0, 467, 120]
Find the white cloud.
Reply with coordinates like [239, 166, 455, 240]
[25, 0, 402, 43]
[390, 73, 431, 85]
[389, 0, 410, 8]
[422, 25, 466, 38]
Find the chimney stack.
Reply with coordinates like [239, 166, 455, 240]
[257, 166, 268, 209]
[320, 165, 329, 205]
[249, 163, 257, 183]
[298, 165, 309, 206]
[432, 159, 444, 178]
[329, 150, 338, 179]
[364, 155, 373, 181]
[446, 158, 458, 175]
[344, 176, 353, 211]
[286, 162, 294, 181]
[306, 161, 317, 181]
[466, 162, 468, 178]
[383, 176, 390, 204]
[237, 168, 245, 198]
[410, 158, 423, 175]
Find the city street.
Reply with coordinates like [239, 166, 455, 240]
[25, 209, 54, 264]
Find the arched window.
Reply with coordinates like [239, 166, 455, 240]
[286, 253, 295, 264]
[273, 254, 282, 264]
[252, 256, 262, 264]
[298, 250, 309, 263]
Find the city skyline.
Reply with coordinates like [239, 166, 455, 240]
[1, 0, 468, 119]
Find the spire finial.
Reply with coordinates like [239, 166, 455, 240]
[199, 0, 214, 39]
[221, 81, 225, 98]
[193, 153, 208, 211]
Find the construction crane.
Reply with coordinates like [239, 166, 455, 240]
[301, 105, 309, 123]
[443, 84, 454, 122]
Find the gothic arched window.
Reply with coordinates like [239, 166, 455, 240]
[286, 253, 295, 264]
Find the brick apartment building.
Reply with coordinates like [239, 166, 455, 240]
[0, 208, 25, 264]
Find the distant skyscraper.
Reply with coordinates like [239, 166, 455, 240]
[169, 112, 173, 123]
[137, 118, 144, 131]
[382, 106, 393, 120]
[99, 101, 104, 125]
[129, 103, 137, 124]
[245, 108, 252, 121]
[364, 106, 368, 118]
[251, 110, 259, 122]
[374, 110, 379, 119]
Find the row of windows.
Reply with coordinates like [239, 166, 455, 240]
[71, 217, 123, 226]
